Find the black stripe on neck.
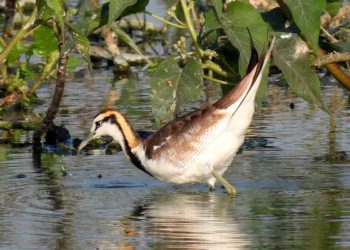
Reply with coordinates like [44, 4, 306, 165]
[108, 115, 153, 177]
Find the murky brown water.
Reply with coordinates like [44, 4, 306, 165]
[0, 66, 349, 249]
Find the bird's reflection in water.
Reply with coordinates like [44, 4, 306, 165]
[122, 191, 250, 249]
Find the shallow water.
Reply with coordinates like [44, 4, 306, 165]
[0, 66, 350, 249]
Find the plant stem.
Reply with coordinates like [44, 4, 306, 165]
[180, 0, 202, 57]
[318, 48, 350, 90]
[32, 21, 68, 151]
[0, 7, 37, 63]
[30, 53, 59, 94]
[312, 52, 350, 67]
[202, 60, 229, 78]
[144, 10, 186, 29]
[203, 75, 229, 84]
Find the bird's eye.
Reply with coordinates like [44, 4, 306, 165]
[95, 121, 102, 129]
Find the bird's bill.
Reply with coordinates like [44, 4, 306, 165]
[78, 132, 95, 152]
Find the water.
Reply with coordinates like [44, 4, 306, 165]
[0, 66, 349, 249]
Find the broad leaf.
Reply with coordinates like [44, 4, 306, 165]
[32, 26, 58, 58]
[66, 55, 82, 72]
[255, 60, 270, 110]
[68, 5, 109, 36]
[111, 25, 144, 56]
[274, 35, 328, 112]
[326, 0, 341, 17]
[284, 0, 326, 52]
[177, 59, 203, 105]
[72, 33, 93, 76]
[150, 58, 203, 125]
[7, 42, 25, 65]
[219, 2, 268, 76]
[47, 0, 64, 32]
[109, 0, 135, 25]
[203, 8, 221, 46]
[108, 0, 149, 25]
[36, 0, 55, 21]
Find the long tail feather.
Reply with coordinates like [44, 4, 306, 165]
[214, 38, 275, 111]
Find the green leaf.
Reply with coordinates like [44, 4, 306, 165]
[255, 60, 270, 110]
[326, 0, 341, 17]
[205, 8, 221, 32]
[332, 41, 350, 52]
[68, 4, 109, 36]
[274, 35, 328, 112]
[109, 0, 134, 25]
[72, 33, 93, 76]
[219, 2, 268, 76]
[20, 64, 37, 79]
[32, 26, 58, 58]
[111, 25, 144, 56]
[211, 0, 222, 16]
[7, 42, 25, 65]
[36, 0, 55, 21]
[66, 55, 82, 72]
[150, 58, 203, 125]
[177, 59, 203, 105]
[284, 0, 326, 52]
[47, 0, 64, 32]
[119, 0, 149, 18]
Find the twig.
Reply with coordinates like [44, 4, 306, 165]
[0, 7, 37, 63]
[312, 52, 350, 67]
[318, 48, 350, 90]
[320, 26, 338, 43]
[203, 75, 229, 84]
[180, 0, 202, 58]
[33, 29, 69, 151]
[144, 10, 186, 29]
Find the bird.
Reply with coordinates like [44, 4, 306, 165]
[78, 40, 274, 196]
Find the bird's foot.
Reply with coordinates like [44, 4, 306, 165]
[211, 171, 237, 197]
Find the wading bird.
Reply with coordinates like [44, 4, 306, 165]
[79, 41, 274, 196]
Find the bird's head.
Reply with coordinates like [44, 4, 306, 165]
[78, 109, 139, 152]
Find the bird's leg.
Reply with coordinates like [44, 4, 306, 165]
[211, 171, 237, 197]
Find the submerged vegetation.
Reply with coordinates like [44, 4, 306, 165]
[0, 0, 349, 148]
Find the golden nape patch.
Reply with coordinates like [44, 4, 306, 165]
[105, 110, 140, 148]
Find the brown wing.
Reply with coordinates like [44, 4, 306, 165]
[143, 105, 225, 160]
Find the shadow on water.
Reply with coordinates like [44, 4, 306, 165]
[123, 191, 250, 249]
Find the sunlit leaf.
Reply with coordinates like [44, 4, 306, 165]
[7, 42, 25, 65]
[284, 0, 326, 52]
[274, 35, 328, 112]
[66, 55, 82, 72]
[36, 0, 55, 21]
[72, 33, 93, 76]
[332, 41, 350, 52]
[20, 64, 37, 79]
[255, 60, 270, 110]
[177, 59, 203, 105]
[68, 4, 109, 36]
[47, 0, 64, 32]
[108, 0, 145, 25]
[219, 2, 268, 76]
[32, 26, 58, 58]
[326, 0, 341, 17]
[111, 25, 144, 56]
[150, 58, 203, 125]
[119, 0, 149, 18]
